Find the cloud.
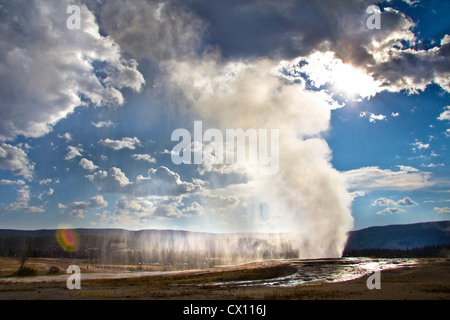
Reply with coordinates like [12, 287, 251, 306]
[132, 154, 156, 163]
[152, 0, 448, 96]
[433, 207, 450, 215]
[282, 51, 382, 99]
[65, 146, 83, 160]
[101, 194, 205, 226]
[0, 143, 34, 180]
[376, 207, 406, 215]
[87, 165, 201, 197]
[59, 195, 108, 218]
[344, 166, 433, 191]
[87, 167, 130, 194]
[39, 178, 52, 185]
[79, 158, 99, 171]
[438, 106, 450, 121]
[396, 197, 419, 206]
[0, 0, 144, 140]
[37, 188, 54, 200]
[367, 33, 450, 94]
[133, 166, 202, 197]
[1, 0, 446, 144]
[96, 0, 204, 61]
[182, 201, 205, 216]
[372, 197, 418, 207]
[412, 140, 430, 150]
[372, 198, 397, 207]
[115, 197, 154, 218]
[58, 132, 73, 142]
[95, 0, 450, 98]
[0, 179, 26, 186]
[359, 112, 387, 123]
[5, 185, 44, 213]
[91, 120, 116, 128]
[99, 137, 141, 150]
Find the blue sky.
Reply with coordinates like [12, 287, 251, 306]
[0, 0, 449, 237]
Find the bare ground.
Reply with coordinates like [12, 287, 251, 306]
[0, 257, 449, 300]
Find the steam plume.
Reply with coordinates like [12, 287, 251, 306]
[166, 56, 354, 258]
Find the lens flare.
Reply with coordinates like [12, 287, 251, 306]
[56, 226, 79, 252]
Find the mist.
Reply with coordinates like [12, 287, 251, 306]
[164, 55, 354, 259]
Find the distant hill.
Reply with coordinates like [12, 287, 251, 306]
[344, 220, 450, 250]
[0, 221, 449, 263]
[0, 228, 299, 266]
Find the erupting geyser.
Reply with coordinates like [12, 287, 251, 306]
[166, 56, 354, 259]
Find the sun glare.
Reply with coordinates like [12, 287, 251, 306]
[331, 61, 381, 99]
[298, 51, 381, 100]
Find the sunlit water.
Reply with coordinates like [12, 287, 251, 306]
[210, 257, 418, 287]
[0, 257, 417, 286]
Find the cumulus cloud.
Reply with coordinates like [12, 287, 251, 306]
[59, 195, 108, 218]
[99, 137, 141, 150]
[133, 166, 202, 197]
[372, 196, 418, 207]
[366, 34, 450, 94]
[0, 143, 34, 180]
[64, 146, 83, 160]
[438, 106, 450, 121]
[132, 154, 156, 163]
[344, 166, 433, 191]
[0, 0, 145, 140]
[87, 167, 130, 193]
[79, 158, 99, 171]
[58, 132, 73, 142]
[396, 197, 419, 206]
[412, 140, 430, 150]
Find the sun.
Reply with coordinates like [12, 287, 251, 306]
[296, 51, 382, 100]
[331, 61, 381, 99]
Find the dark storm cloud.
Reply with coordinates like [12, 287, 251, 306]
[174, 0, 371, 60]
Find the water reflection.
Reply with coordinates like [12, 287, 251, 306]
[210, 257, 418, 287]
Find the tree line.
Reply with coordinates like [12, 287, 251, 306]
[343, 243, 450, 258]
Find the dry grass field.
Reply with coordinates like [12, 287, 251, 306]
[0, 257, 449, 300]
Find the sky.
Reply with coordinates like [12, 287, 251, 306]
[0, 0, 449, 240]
